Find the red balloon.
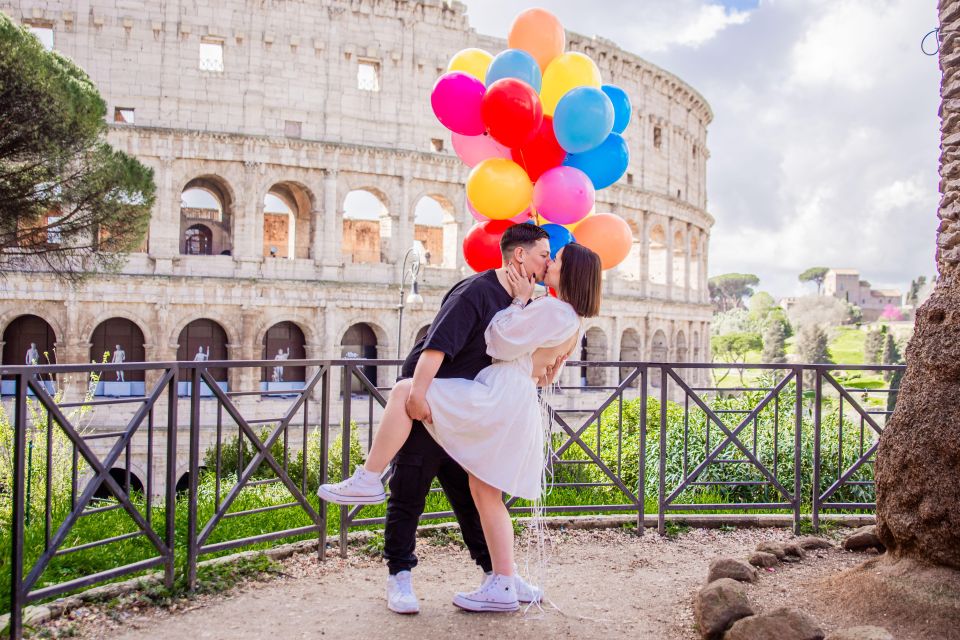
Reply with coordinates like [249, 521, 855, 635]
[512, 116, 567, 182]
[481, 78, 543, 148]
[463, 220, 516, 272]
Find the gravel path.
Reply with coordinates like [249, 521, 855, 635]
[38, 526, 868, 640]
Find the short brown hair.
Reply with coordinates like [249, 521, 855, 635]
[500, 223, 549, 257]
[558, 243, 602, 318]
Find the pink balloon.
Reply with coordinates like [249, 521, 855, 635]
[468, 200, 532, 223]
[533, 166, 595, 225]
[431, 72, 486, 135]
[452, 132, 512, 167]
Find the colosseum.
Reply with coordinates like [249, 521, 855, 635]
[1, 0, 713, 488]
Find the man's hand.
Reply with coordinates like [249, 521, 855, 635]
[405, 388, 433, 424]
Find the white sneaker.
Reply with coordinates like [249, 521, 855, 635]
[317, 467, 386, 505]
[386, 571, 420, 614]
[453, 574, 519, 612]
[481, 570, 543, 604]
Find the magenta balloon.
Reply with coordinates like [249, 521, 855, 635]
[533, 166, 595, 225]
[452, 132, 512, 167]
[468, 200, 531, 223]
[431, 72, 486, 135]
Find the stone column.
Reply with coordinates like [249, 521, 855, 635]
[234, 162, 264, 277]
[683, 222, 692, 303]
[639, 211, 649, 298]
[665, 219, 674, 300]
[151, 158, 177, 275]
[701, 231, 710, 304]
[322, 169, 342, 266]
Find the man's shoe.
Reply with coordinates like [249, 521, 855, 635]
[481, 569, 543, 604]
[387, 571, 420, 614]
[317, 467, 386, 505]
[453, 574, 519, 612]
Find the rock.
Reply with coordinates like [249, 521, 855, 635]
[749, 551, 779, 568]
[693, 578, 755, 640]
[784, 543, 807, 559]
[843, 526, 886, 553]
[725, 607, 825, 640]
[824, 626, 894, 640]
[796, 536, 834, 551]
[755, 541, 786, 559]
[707, 558, 758, 584]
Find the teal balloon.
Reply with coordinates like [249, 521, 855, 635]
[553, 87, 614, 154]
[485, 49, 542, 93]
[563, 132, 630, 190]
[541, 223, 575, 258]
[602, 84, 632, 134]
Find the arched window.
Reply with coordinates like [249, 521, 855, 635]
[90, 318, 146, 395]
[673, 229, 686, 289]
[343, 190, 388, 264]
[649, 224, 667, 286]
[341, 323, 379, 392]
[414, 195, 458, 268]
[263, 183, 314, 260]
[650, 329, 668, 388]
[580, 328, 608, 388]
[2, 315, 57, 394]
[180, 178, 233, 256]
[262, 321, 306, 387]
[619, 328, 642, 387]
[184, 224, 212, 255]
[177, 319, 229, 393]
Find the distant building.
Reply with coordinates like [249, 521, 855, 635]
[823, 269, 902, 322]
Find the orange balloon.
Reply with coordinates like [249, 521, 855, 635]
[507, 8, 566, 72]
[572, 213, 633, 270]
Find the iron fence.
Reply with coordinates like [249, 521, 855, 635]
[1, 359, 904, 638]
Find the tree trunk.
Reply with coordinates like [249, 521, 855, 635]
[874, 0, 960, 570]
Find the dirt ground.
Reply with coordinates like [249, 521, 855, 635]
[37, 526, 904, 640]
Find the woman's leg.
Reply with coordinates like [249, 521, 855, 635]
[363, 379, 415, 473]
[468, 474, 514, 576]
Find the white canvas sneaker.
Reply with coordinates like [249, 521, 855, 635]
[481, 569, 542, 604]
[317, 467, 386, 505]
[386, 571, 420, 614]
[453, 573, 519, 612]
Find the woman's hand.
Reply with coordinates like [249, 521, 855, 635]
[506, 262, 536, 304]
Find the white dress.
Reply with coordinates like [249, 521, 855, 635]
[423, 296, 581, 500]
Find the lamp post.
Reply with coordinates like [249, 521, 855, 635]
[397, 246, 424, 371]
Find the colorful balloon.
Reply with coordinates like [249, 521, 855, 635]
[539, 52, 601, 117]
[463, 220, 515, 272]
[452, 132, 511, 167]
[572, 213, 633, 270]
[447, 48, 494, 83]
[511, 116, 567, 182]
[481, 78, 543, 148]
[541, 223, 575, 258]
[507, 8, 565, 72]
[602, 84, 632, 134]
[466, 158, 533, 220]
[533, 166, 594, 225]
[564, 132, 630, 190]
[431, 72, 486, 135]
[553, 86, 614, 153]
[486, 49, 542, 92]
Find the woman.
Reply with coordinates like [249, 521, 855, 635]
[318, 243, 603, 611]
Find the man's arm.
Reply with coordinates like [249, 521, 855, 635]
[405, 349, 444, 423]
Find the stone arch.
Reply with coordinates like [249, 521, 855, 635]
[673, 228, 686, 288]
[649, 223, 667, 285]
[93, 467, 146, 500]
[414, 193, 458, 269]
[261, 321, 306, 384]
[342, 188, 390, 264]
[619, 327, 642, 387]
[619, 217, 642, 280]
[2, 314, 58, 372]
[676, 329, 688, 362]
[263, 181, 316, 260]
[340, 322, 384, 392]
[170, 311, 240, 351]
[177, 319, 230, 382]
[252, 316, 318, 353]
[90, 317, 147, 387]
[650, 328, 668, 388]
[692, 330, 701, 362]
[180, 175, 235, 256]
[579, 326, 608, 388]
[82, 308, 155, 351]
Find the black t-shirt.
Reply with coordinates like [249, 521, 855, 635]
[400, 270, 512, 381]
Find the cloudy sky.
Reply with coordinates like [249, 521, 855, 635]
[462, 0, 942, 298]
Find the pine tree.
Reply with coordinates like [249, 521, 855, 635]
[761, 321, 787, 364]
[797, 324, 831, 364]
[864, 328, 884, 364]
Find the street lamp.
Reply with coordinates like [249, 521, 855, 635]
[397, 245, 424, 365]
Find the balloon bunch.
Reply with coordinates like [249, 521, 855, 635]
[431, 8, 635, 273]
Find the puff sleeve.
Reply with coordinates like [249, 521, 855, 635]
[484, 297, 581, 362]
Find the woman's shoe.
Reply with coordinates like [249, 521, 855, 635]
[452, 574, 519, 612]
[317, 467, 386, 505]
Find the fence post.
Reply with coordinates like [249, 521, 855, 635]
[812, 368, 822, 533]
[164, 367, 179, 590]
[340, 363, 351, 559]
[658, 367, 668, 536]
[793, 366, 803, 535]
[186, 366, 202, 589]
[318, 365, 331, 562]
[637, 367, 648, 535]
[10, 374, 28, 640]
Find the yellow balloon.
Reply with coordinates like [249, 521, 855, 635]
[539, 52, 602, 116]
[447, 48, 494, 84]
[561, 208, 594, 233]
[467, 158, 533, 220]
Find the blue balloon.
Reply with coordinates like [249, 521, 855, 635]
[485, 49, 542, 93]
[602, 84, 632, 134]
[564, 132, 630, 190]
[553, 87, 614, 154]
[541, 223, 575, 259]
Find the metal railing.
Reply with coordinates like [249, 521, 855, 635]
[1, 359, 904, 638]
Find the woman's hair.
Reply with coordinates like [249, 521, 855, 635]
[558, 243, 602, 318]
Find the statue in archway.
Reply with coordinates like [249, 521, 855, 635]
[193, 345, 210, 361]
[112, 344, 126, 381]
[25, 342, 39, 365]
[272, 347, 290, 382]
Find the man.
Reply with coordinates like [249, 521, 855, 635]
[383, 223, 551, 614]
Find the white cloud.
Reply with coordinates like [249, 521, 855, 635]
[674, 4, 752, 49]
